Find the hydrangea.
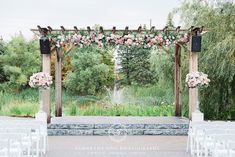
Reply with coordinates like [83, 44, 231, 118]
[185, 71, 210, 88]
[29, 72, 53, 89]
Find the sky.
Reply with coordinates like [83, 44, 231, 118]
[0, 0, 182, 40]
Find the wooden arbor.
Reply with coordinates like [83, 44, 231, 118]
[31, 25, 205, 123]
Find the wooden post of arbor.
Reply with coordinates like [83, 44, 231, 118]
[42, 54, 51, 123]
[189, 57, 198, 120]
[174, 43, 182, 116]
[55, 47, 62, 117]
[188, 51, 198, 119]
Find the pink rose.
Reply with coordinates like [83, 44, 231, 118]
[125, 38, 133, 46]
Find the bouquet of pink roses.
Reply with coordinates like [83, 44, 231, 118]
[29, 72, 53, 89]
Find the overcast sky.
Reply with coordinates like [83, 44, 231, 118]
[0, 0, 182, 40]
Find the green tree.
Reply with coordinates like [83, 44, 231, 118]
[166, 13, 175, 28]
[0, 40, 7, 83]
[150, 48, 174, 85]
[65, 46, 114, 95]
[0, 35, 41, 92]
[176, 0, 235, 119]
[119, 47, 156, 85]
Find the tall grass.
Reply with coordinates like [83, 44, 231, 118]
[68, 104, 174, 116]
[123, 83, 174, 106]
[0, 86, 175, 117]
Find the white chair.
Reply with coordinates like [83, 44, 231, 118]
[191, 125, 218, 157]
[201, 129, 228, 157]
[0, 133, 24, 157]
[0, 128, 32, 156]
[187, 121, 235, 157]
[187, 121, 208, 153]
[213, 135, 235, 157]
[0, 137, 9, 157]
[0, 119, 48, 157]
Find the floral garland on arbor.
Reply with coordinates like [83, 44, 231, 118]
[45, 30, 189, 49]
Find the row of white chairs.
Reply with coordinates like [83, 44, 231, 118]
[0, 119, 48, 157]
[187, 121, 235, 157]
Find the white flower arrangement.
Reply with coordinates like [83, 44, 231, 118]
[185, 71, 210, 88]
[29, 72, 53, 89]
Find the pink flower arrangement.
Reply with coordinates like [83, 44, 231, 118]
[29, 72, 53, 89]
[51, 31, 189, 48]
[185, 71, 210, 88]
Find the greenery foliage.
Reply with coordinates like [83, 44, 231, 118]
[0, 35, 41, 92]
[65, 46, 114, 95]
[176, 0, 235, 119]
[0, 41, 7, 83]
[119, 47, 156, 85]
[150, 49, 174, 84]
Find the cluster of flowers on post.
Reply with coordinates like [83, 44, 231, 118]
[185, 71, 210, 88]
[29, 72, 53, 89]
[48, 30, 189, 48]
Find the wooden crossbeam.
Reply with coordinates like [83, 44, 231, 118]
[74, 26, 79, 33]
[163, 26, 168, 32]
[112, 26, 116, 33]
[99, 26, 104, 33]
[48, 26, 53, 33]
[124, 26, 129, 35]
[150, 26, 155, 33]
[60, 26, 66, 33]
[176, 26, 181, 32]
[31, 26, 207, 33]
[137, 26, 142, 32]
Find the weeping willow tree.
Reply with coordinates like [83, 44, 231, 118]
[176, 0, 235, 119]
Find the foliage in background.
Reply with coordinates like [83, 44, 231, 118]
[150, 49, 174, 85]
[0, 40, 7, 83]
[176, 0, 235, 119]
[65, 46, 114, 95]
[50, 44, 73, 81]
[119, 47, 156, 85]
[0, 35, 41, 92]
[123, 85, 174, 106]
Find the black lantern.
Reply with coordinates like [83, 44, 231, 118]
[191, 27, 202, 52]
[39, 27, 51, 54]
[191, 35, 201, 52]
[40, 37, 51, 54]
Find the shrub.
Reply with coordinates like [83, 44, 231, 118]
[0, 35, 41, 92]
[0, 40, 7, 83]
[65, 46, 114, 95]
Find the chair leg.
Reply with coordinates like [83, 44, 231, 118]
[197, 140, 200, 157]
[191, 137, 195, 155]
[187, 135, 190, 152]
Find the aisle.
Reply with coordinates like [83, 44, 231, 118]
[43, 136, 190, 157]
